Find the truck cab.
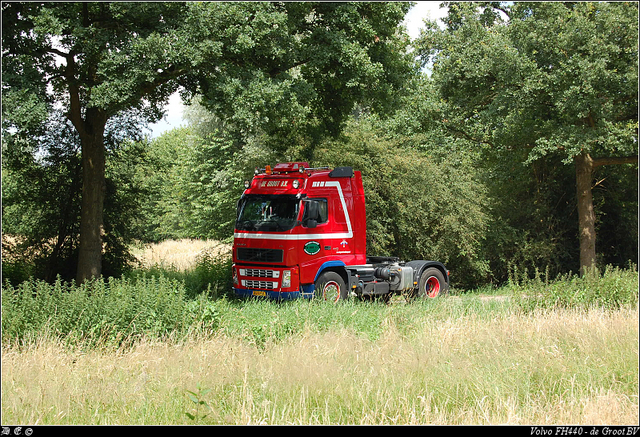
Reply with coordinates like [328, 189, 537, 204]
[232, 162, 449, 301]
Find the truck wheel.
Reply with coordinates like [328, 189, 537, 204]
[416, 267, 448, 299]
[314, 271, 348, 302]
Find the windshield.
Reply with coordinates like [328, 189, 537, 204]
[236, 194, 300, 232]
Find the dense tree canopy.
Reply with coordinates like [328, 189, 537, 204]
[417, 1, 638, 274]
[2, 1, 414, 282]
[2, 2, 637, 289]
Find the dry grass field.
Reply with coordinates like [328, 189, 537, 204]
[131, 238, 231, 271]
[2, 305, 637, 425]
[2, 240, 638, 425]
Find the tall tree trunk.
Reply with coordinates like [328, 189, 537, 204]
[575, 152, 596, 276]
[574, 152, 638, 276]
[74, 108, 108, 283]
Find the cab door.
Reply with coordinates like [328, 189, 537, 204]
[297, 181, 354, 285]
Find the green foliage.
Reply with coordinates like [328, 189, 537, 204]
[419, 2, 638, 161]
[2, 112, 82, 282]
[314, 117, 488, 287]
[509, 264, 639, 312]
[132, 128, 196, 242]
[1, 256, 35, 287]
[480, 150, 581, 282]
[4, 1, 414, 144]
[184, 2, 416, 149]
[137, 125, 280, 242]
[103, 138, 156, 277]
[592, 163, 639, 267]
[415, 1, 638, 278]
[185, 383, 213, 422]
[186, 250, 233, 299]
[1, 275, 219, 349]
[1, 111, 149, 283]
[128, 249, 233, 301]
[314, 115, 491, 288]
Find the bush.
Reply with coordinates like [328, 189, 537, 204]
[1, 260, 35, 287]
[508, 264, 639, 312]
[313, 116, 492, 289]
[185, 249, 233, 299]
[129, 249, 233, 299]
[1, 275, 219, 349]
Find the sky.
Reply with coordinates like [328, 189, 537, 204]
[148, 2, 448, 138]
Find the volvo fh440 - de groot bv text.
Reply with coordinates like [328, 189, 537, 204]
[233, 162, 449, 301]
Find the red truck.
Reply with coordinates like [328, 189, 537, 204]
[232, 162, 449, 301]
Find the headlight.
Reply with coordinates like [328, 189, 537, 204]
[292, 179, 300, 189]
[282, 270, 291, 288]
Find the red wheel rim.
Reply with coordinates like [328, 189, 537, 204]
[322, 280, 341, 302]
[425, 276, 440, 298]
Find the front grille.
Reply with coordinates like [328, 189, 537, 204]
[240, 269, 279, 278]
[237, 248, 284, 263]
[242, 280, 277, 290]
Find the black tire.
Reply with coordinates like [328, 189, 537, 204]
[314, 271, 348, 302]
[414, 267, 448, 299]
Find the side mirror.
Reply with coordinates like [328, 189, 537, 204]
[303, 200, 319, 228]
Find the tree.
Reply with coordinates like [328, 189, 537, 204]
[138, 125, 272, 242]
[417, 1, 638, 275]
[315, 114, 491, 288]
[2, 112, 82, 283]
[2, 2, 414, 282]
[1, 109, 148, 283]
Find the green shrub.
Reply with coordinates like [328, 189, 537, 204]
[0, 260, 35, 287]
[508, 264, 639, 312]
[185, 250, 233, 299]
[1, 275, 219, 349]
[128, 250, 233, 300]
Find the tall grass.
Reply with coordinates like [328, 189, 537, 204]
[507, 264, 639, 311]
[2, 304, 637, 425]
[131, 239, 231, 272]
[2, 246, 638, 424]
[1, 275, 219, 350]
[129, 243, 233, 299]
[1, 243, 231, 349]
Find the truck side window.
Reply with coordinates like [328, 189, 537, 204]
[303, 198, 328, 225]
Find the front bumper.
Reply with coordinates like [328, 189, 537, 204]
[234, 288, 312, 300]
[233, 265, 313, 300]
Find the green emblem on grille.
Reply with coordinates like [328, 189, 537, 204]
[304, 241, 321, 256]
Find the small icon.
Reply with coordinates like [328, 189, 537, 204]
[2, 428, 10, 436]
[13, 428, 21, 436]
[24, 429, 32, 437]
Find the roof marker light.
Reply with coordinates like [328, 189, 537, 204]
[265, 165, 272, 175]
